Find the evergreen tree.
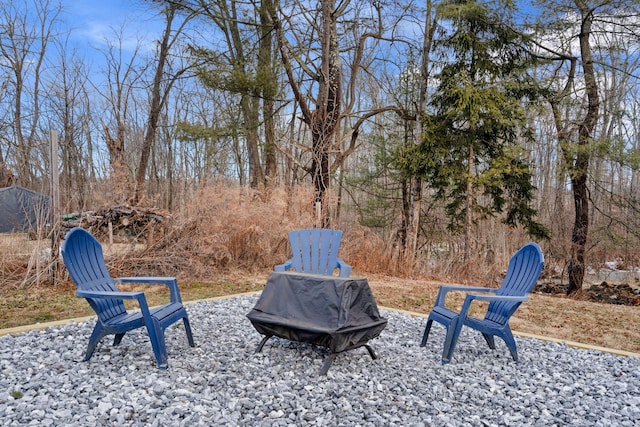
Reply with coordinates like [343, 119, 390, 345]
[419, 0, 549, 260]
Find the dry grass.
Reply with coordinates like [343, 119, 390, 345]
[0, 274, 266, 330]
[1, 270, 638, 355]
[1, 183, 638, 355]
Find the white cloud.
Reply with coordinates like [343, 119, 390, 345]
[62, 0, 163, 55]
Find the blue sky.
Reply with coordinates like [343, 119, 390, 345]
[60, 0, 165, 57]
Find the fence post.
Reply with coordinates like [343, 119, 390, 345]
[49, 130, 60, 284]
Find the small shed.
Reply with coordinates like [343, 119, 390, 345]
[0, 186, 50, 233]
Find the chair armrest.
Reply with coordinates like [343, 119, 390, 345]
[76, 290, 145, 300]
[115, 277, 182, 304]
[435, 285, 497, 306]
[466, 294, 528, 303]
[274, 259, 293, 272]
[117, 276, 176, 285]
[336, 258, 352, 277]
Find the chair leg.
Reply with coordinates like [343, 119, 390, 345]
[500, 328, 519, 362]
[146, 318, 169, 369]
[182, 316, 195, 347]
[84, 325, 106, 362]
[442, 316, 462, 364]
[481, 333, 496, 350]
[113, 333, 126, 346]
[420, 319, 434, 347]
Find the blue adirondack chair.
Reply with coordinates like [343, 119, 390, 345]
[274, 228, 352, 277]
[60, 227, 194, 369]
[420, 242, 544, 364]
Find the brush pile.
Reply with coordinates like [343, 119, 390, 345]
[585, 281, 640, 306]
[60, 206, 169, 242]
[536, 280, 640, 306]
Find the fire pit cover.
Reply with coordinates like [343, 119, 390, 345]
[247, 272, 387, 354]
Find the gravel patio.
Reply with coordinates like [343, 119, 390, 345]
[1, 294, 638, 426]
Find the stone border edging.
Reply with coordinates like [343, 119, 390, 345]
[0, 316, 95, 337]
[378, 305, 640, 359]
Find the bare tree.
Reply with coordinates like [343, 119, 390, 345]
[45, 35, 93, 210]
[403, 0, 438, 268]
[0, 0, 61, 188]
[259, 0, 278, 187]
[95, 26, 147, 203]
[270, 0, 407, 226]
[533, 0, 621, 293]
[132, 3, 198, 204]
[170, 0, 280, 190]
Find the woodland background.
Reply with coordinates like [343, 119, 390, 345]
[1, 0, 640, 293]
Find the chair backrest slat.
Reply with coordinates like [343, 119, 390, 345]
[486, 243, 544, 325]
[61, 227, 126, 322]
[288, 229, 343, 276]
[323, 230, 340, 276]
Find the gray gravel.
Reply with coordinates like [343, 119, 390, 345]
[0, 294, 638, 426]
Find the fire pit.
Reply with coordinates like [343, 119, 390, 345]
[247, 271, 387, 375]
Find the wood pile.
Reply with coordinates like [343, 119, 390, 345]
[61, 206, 170, 242]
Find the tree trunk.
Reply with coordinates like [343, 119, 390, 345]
[242, 95, 264, 188]
[464, 142, 474, 262]
[567, 0, 600, 294]
[403, 1, 437, 270]
[311, 122, 334, 227]
[404, 177, 422, 268]
[133, 5, 193, 204]
[273, 0, 341, 226]
[102, 120, 130, 203]
[259, 0, 277, 188]
[568, 172, 589, 293]
[308, 0, 341, 226]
